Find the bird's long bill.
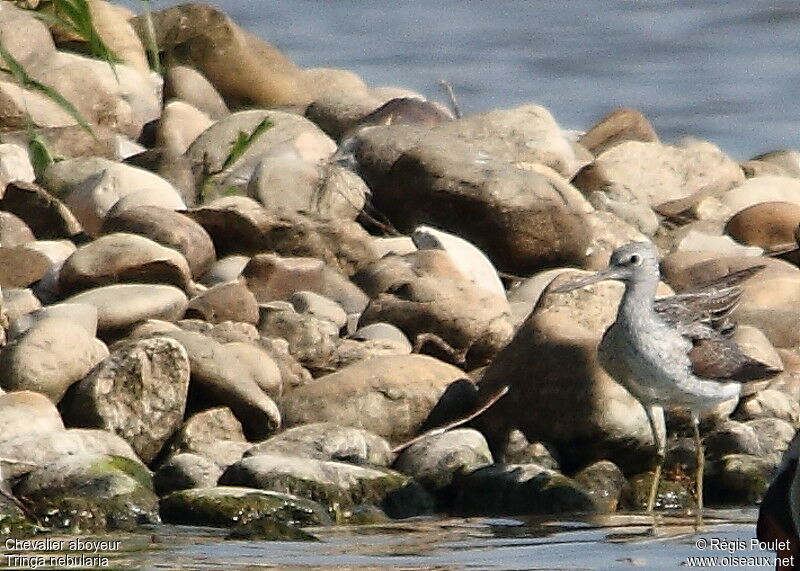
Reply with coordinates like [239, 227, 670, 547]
[550, 267, 620, 293]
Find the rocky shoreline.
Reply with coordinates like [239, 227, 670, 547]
[0, 0, 798, 539]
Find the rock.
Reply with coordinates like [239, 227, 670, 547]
[8, 302, 98, 340]
[730, 326, 784, 375]
[578, 108, 659, 156]
[220, 454, 433, 518]
[329, 337, 413, 369]
[187, 204, 375, 275]
[504, 431, 561, 470]
[352, 322, 412, 351]
[0, 125, 119, 161]
[79, 0, 150, 76]
[159, 486, 330, 528]
[572, 460, 627, 512]
[0, 143, 34, 188]
[0, 181, 82, 239]
[475, 273, 673, 473]
[451, 463, 596, 516]
[0, 245, 51, 287]
[164, 65, 229, 120]
[154, 453, 222, 496]
[222, 342, 283, 398]
[1, 288, 40, 323]
[186, 281, 259, 324]
[226, 516, 320, 541]
[0, 426, 142, 481]
[320, 266, 370, 315]
[620, 473, 695, 511]
[706, 454, 777, 505]
[0, 79, 75, 131]
[724, 201, 800, 249]
[574, 139, 743, 210]
[200, 255, 249, 286]
[140, 4, 309, 108]
[0, 212, 34, 247]
[737, 309, 800, 350]
[411, 225, 505, 298]
[0, 3, 56, 69]
[393, 429, 492, 493]
[289, 291, 347, 329]
[186, 110, 334, 197]
[722, 176, 800, 215]
[166, 407, 248, 469]
[0, 391, 64, 444]
[372, 135, 590, 275]
[257, 305, 339, 373]
[102, 205, 216, 279]
[14, 454, 158, 531]
[736, 389, 800, 426]
[207, 321, 259, 343]
[61, 337, 190, 464]
[744, 418, 795, 462]
[356, 250, 514, 367]
[56, 159, 184, 236]
[59, 233, 192, 295]
[244, 423, 393, 466]
[747, 149, 800, 178]
[32, 52, 159, 137]
[674, 229, 764, 256]
[151, 329, 281, 440]
[157, 100, 214, 156]
[280, 354, 465, 444]
[244, 254, 325, 302]
[704, 420, 763, 460]
[0, 317, 107, 403]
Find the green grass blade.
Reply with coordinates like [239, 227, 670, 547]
[28, 133, 56, 181]
[221, 118, 274, 172]
[139, 0, 161, 74]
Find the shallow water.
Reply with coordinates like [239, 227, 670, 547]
[0, 509, 780, 571]
[117, 0, 800, 159]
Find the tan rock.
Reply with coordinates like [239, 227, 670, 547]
[578, 108, 659, 156]
[722, 176, 800, 215]
[281, 354, 465, 443]
[157, 100, 214, 156]
[185, 281, 259, 325]
[164, 65, 229, 120]
[725, 201, 800, 249]
[0, 180, 82, 238]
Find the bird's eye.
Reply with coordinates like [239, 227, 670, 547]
[629, 254, 642, 265]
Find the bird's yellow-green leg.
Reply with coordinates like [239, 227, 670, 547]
[645, 405, 666, 513]
[692, 413, 705, 529]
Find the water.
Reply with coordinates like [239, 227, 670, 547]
[0, 511, 779, 570]
[117, 0, 800, 159]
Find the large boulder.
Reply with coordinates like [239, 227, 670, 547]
[280, 354, 465, 444]
[0, 317, 107, 403]
[62, 338, 191, 464]
[370, 136, 590, 275]
[165, 407, 249, 469]
[474, 272, 673, 473]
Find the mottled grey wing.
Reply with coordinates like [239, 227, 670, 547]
[655, 265, 779, 381]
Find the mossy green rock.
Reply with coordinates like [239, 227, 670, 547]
[219, 454, 433, 519]
[619, 472, 695, 511]
[14, 454, 158, 532]
[451, 463, 597, 516]
[160, 486, 331, 528]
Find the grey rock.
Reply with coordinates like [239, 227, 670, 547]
[62, 337, 190, 464]
[0, 317, 107, 402]
[393, 429, 492, 491]
[199, 255, 249, 287]
[290, 291, 347, 328]
[154, 453, 222, 495]
[451, 463, 596, 516]
[736, 389, 800, 427]
[185, 281, 260, 325]
[573, 460, 627, 512]
[704, 420, 764, 460]
[245, 423, 393, 466]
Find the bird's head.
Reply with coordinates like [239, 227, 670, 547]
[551, 241, 660, 293]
